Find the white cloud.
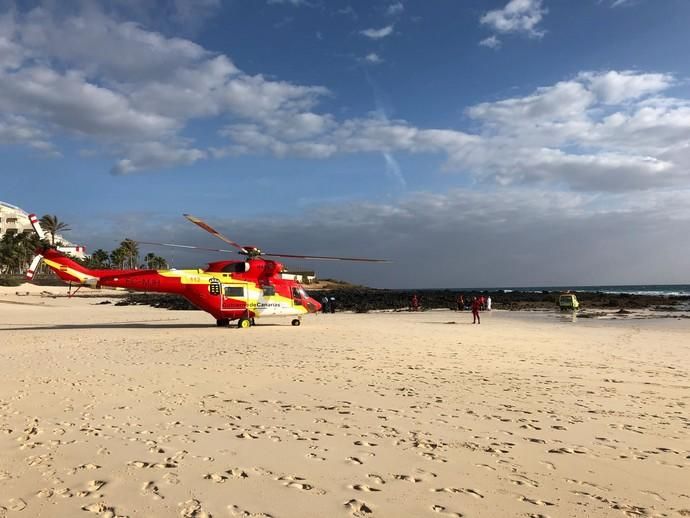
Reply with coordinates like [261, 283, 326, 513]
[386, 2, 404, 16]
[3, 6, 690, 195]
[18, 8, 209, 82]
[267, 0, 308, 5]
[217, 70, 690, 192]
[111, 141, 206, 175]
[0, 6, 332, 172]
[480, 0, 547, 38]
[479, 36, 501, 49]
[579, 70, 673, 104]
[364, 52, 384, 64]
[0, 66, 180, 138]
[0, 114, 57, 154]
[336, 6, 357, 18]
[361, 25, 394, 39]
[467, 81, 594, 126]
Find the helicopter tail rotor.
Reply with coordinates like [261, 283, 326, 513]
[25, 214, 49, 281]
[28, 213, 47, 241]
[25, 253, 43, 280]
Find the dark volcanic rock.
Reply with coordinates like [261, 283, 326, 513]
[115, 289, 687, 312]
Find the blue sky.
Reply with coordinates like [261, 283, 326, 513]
[2, 0, 690, 287]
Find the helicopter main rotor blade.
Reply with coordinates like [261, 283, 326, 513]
[136, 241, 237, 254]
[263, 252, 390, 262]
[183, 214, 247, 253]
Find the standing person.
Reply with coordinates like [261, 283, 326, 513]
[456, 294, 464, 311]
[487, 295, 492, 311]
[330, 296, 336, 313]
[321, 295, 330, 313]
[471, 296, 481, 324]
[411, 294, 419, 312]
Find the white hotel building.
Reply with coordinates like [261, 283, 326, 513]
[0, 201, 86, 259]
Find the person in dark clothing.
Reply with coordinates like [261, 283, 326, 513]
[330, 296, 336, 313]
[471, 296, 481, 324]
[456, 294, 464, 311]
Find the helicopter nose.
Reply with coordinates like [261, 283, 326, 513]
[306, 298, 321, 313]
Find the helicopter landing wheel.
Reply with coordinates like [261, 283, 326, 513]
[238, 318, 251, 329]
[216, 318, 230, 327]
[291, 319, 301, 327]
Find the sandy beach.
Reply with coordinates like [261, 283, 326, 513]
[1, 289, 688, 517]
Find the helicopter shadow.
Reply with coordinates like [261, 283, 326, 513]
[421, 321, 476, 325]
[0, 321, 289, 331]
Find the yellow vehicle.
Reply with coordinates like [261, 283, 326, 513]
[558, 292, 580, 310]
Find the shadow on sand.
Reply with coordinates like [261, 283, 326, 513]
[0, 320, 287, 331]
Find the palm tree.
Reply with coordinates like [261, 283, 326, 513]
[89, 249, 110, 269]
[110, 247, 127, 269]
[119, 239, 140, 269]
[0, 232, 39, 275]
[39, 215, 71, 246]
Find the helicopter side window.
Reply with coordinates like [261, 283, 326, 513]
[292, 287, 302, 305]
[263, 285, 275, 296]
[224, 286, 245, 297]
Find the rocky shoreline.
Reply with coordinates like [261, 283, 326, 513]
[115, 288, 689, 313]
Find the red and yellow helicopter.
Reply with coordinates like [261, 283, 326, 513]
[26, 213, 387, 328]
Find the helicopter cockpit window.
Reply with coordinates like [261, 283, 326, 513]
[262, 285, 275, 296]
[291, 287, 302, 304]
[222, 262, 248, 273]
[224, 286, 245, 297]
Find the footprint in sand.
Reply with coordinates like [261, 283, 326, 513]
[203, 472, 227, 483]
[277, 475, 319, 492]
[127, 460, 150, 468]
[8, 499, 27, 511]
[431, 488, 484, 499]
[511, 475, 539, 488]
[163, 472, 180, 485]
[344, 499, 373, 516]
[228, 504, 274, 517]
[431, 504, 463, 517]
[367, 474, 386, 485]
[346, 457, 364, 465]
[67, 463, 101, 475]
[394, 474, 422, 483]
[354, 440, 378, 447]
[142, 481, 163, 499]
[349, 484, 381, 492]
[55, 487, 73, 498]
[179, 499, 211, 518]
[81, 502, 118, 516]
[519, 495, 555, 507]
[227, 468, 249, 479]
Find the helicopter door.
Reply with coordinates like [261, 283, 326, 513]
[221, 283, 248, 311]
[291, 286, 303, 308]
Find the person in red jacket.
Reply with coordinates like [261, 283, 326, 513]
[410, 294, 420, 312]
[471, 296, 481, 324]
